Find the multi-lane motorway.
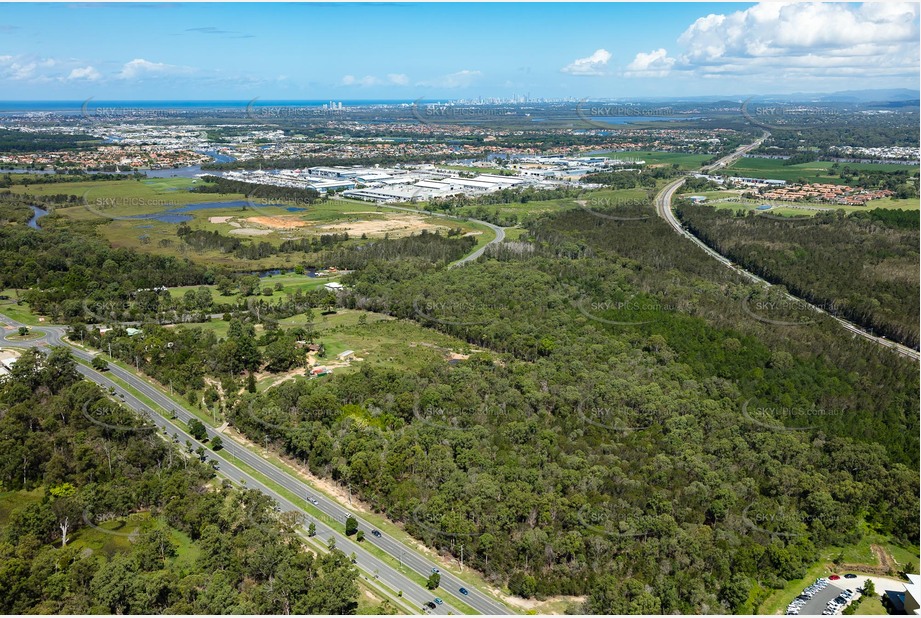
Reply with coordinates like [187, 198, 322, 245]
[653, 138, 920, 362]
[0, 314, 514, 616]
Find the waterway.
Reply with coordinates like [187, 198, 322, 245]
[27, 205, 49, 229]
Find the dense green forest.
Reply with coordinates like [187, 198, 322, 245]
[1, 187, 917, 614]
[0, 218, 217, 316]
[0, 348, 360, 614]
[220, 204, 917, 612]
[675, 204, 920, 348]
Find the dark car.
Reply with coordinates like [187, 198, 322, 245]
[425, 602, 436, 610]
[844, 574, 857, 579]
[371, 529, 382, 538]
[459, 587, 469, 596]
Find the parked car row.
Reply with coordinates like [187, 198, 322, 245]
[786, 578, 829, 615]
[822, 588, 858, 616]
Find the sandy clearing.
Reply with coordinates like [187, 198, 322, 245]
[209, 216, 234, 224]
[315, 214, 448, 237]
[246, 215, 307, 229]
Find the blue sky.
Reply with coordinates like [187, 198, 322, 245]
[0, 2, 918, 100]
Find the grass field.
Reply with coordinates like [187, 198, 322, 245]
[0, 488, 44, 530]
[278, 308, 475, 373]
[707, 197, 919, 218]
[14, 177, 491, 269]
[168, 272, 340, 307]
[0, 291, 47, 326]
[726, 157, 920, 184]
[168, 307, 476, 387]
[604, 150, 714, 170]
[853, 595, 888, 615]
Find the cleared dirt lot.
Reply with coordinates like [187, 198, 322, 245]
[314, 213, 449, 237]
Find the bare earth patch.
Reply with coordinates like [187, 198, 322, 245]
[246, 215, 308, 229]
[209, 216, 234, 224]
[315, 214, 448, 237]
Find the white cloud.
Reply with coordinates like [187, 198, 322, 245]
[676, 2, 920, 78]
[387, 73, 409, 86]
[625, 49, 676, 77]
[67, 66, 101, 81]
[418, 69, 482, 89]
[561, 49, 612, 76]
[341, 73, 410, 87]
[117, 58, 191, 80]
[0, 56, 55, 81]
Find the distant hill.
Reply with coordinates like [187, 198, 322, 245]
[625, 89, 920, 105]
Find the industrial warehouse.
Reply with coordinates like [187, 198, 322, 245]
[220, 154, 637, 203]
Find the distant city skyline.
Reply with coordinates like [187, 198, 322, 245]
[0, 2, 918, 100]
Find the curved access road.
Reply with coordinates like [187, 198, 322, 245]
[333, 197, 506, 267]
[654, 165, 920, 362]
[0, 314, 515, 615]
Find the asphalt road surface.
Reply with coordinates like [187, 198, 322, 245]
[0, 314, 514, 616]
[654, 143, 920, 362]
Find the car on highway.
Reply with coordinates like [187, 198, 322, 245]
[431, 567, 440, 574]
[424, 601, 436, 610]
[434, 598, 443, 605]
[307, 496, 319, 505]
[371, 529, 382, 538]
[459, 587, 469, 596]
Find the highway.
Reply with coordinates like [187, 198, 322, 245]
[653, 138, 920, 362]
[0, 314, 515, 615]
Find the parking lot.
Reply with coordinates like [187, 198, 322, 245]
[787, 577, 862, 615]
